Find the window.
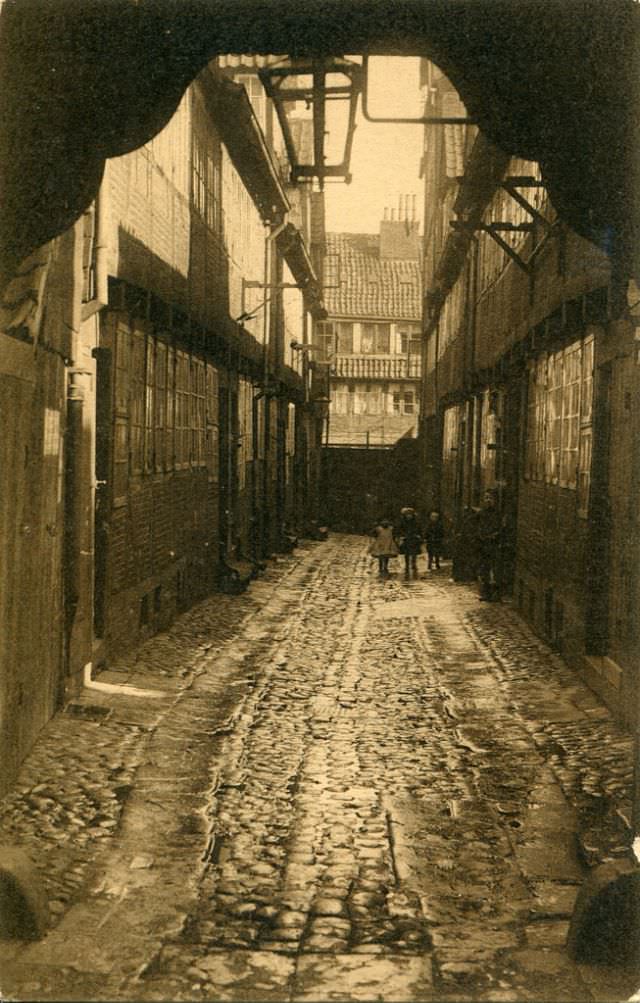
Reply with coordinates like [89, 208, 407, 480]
[191, 358, 206, 467]
[336, 322, 354, 354]
[154, 341, 167, 472]
[315, 320, 353, 357]
[166, 346, 175, 471]
[524, 334, 594, 507]
[237, 378, 254, 488]
[333, 385, 349, 415]
[361, 323, 390, 354]
[400, 329, 422, 355]
[205, 363, 219, 481]
[237, 74, 266, 128]
[315, 320, 336, 360]
[559, 343, 581, 488]
[545, 350, 564, 484]
[191, 126, 222, 234]
[393, 391, 415, 415]
[577, 333, 594, 514]
[366, 385, 383, 415]
[524, 356, 547, 482]
[130, 327, 146, 476]
[175, 351, 190, 469]
[144, 337, 155, 473]
[479, 390, 499, 483]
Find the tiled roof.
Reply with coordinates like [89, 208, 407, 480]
[323, 233, 422, 320]
[217, 55, 284, 70]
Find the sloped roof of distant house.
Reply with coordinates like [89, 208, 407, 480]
[324, 233, 422, 321]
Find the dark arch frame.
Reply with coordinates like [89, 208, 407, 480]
[0, 0, 638, 289]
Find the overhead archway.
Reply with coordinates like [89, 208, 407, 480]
[0, 0, 638, 289]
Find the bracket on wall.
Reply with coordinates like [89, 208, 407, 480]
[500, 176, 552, 233]
[450, 219, 535, 274]
[451, 174, 558, 305]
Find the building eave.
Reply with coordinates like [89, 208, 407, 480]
[201, 68, 290, 225]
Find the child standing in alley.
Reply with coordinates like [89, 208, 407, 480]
[397, 506, 423, 579]
[369, 518, 399, 577]
[425, 509, 445, 570]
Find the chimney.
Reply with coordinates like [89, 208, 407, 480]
[379, 193, 421, 259]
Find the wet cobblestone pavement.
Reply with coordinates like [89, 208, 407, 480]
[0, 536, 637, 1002]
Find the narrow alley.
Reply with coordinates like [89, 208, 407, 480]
[0, 537, 635, 1003]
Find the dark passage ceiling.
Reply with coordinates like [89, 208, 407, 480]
[0, 0, 638, 289]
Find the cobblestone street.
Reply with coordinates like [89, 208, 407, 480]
[0, 536, 637, 1003]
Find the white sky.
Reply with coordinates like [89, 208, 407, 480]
[324, 57, 425, 234]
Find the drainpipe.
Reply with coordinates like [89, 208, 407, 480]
[63, 218, 91, 696]
[81, 185, 109, 321]
[64, 183, 108, 696]
[262, 214, 288, 385]
[259, 213, 288, 555]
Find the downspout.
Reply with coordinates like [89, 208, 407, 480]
[63, 218, 89, 695]
[260, 213, 288, 554]
[65, 182, 109, 694]
[263, 214, 288, 385]
[82, 184, 109, 321]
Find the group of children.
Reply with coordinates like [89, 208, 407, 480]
[369, 507, 444, 579]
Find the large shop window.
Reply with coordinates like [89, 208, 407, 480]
[361, 323, 390, 355]
[524, 334, 594, 507]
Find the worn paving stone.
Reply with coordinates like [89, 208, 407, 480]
[0, 536, 636, 1002]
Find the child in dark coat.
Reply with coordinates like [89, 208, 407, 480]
[398, 507, 423, 578]
[425, 510, 445, 570]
